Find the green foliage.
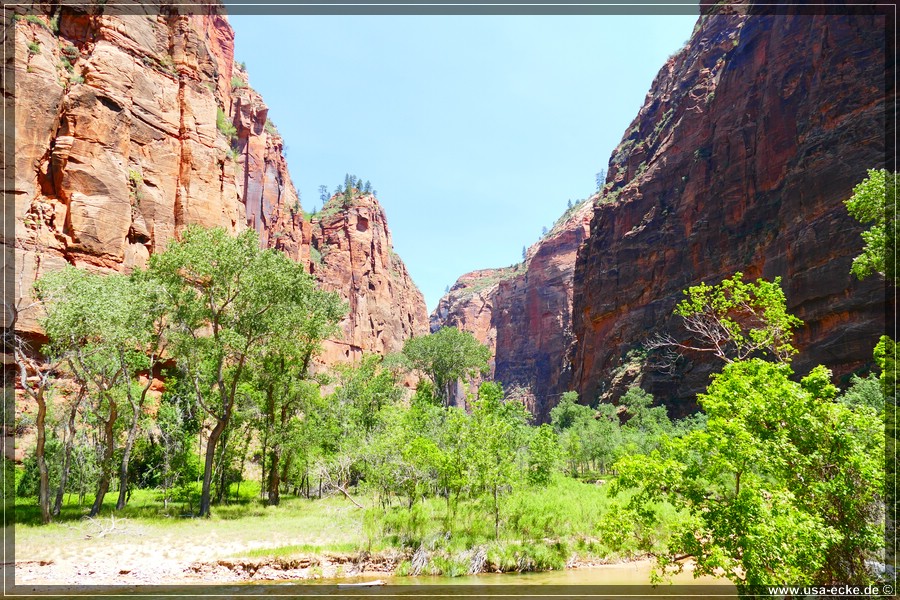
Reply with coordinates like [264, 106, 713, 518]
[264, 118, 277, 136]
[402, 327, 491, 406]
[614, 358, 884, 587]
[27, 41, 40, 54]
[838, 373, 883, 411]
[671, 272, 803, 363]
[25, 14, 50, 30]
[845, 168, 896, 283]
[526, 425, 561, 486]
[148, 226, 344, 516]
[874, 335, 897, 397]
[230, 75, 245, 90]
[216, 107, 237, 139]
[61, 44, 78, 61]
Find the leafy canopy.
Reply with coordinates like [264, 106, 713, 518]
[845, 168, 895, 283]
[671, 272, 802, 363]
[614, 359, 884, 586]
[402, 326, 491, 405]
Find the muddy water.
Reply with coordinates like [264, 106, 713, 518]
[389, 560, 728, 585]
[277, 561, 738, 599]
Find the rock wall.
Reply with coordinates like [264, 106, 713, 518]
[310, 193, 429, 365]
[572, 7, 888, 413]
[9, 5, 426, 366]
[11, 4, 305, 335]
[431, 202, 592, 419]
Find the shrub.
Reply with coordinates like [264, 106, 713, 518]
[25, 14, 50, 30]
[230, 76, 245, 90]
[27, 41, 40, 55]
[216, 107, 237, 139]
[61, 44, 78, 61]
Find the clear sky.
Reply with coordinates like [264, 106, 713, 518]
[228, 14, 698, 312]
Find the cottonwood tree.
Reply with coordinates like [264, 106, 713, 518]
[465, 382, 529, 539]
[12, 333, 60, 524]
[402, 327, 491, 407]
[149, 226, 336, 517]
[251, 288, 343, 505]
[34, 267, 161, 515]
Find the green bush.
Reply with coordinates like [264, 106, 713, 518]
[230, 76, 245, 90]
[25, 14, 50, 30]
[27, 41, 40, 55]
[61, 44, 78, 61]
[216, 107, 237, 139]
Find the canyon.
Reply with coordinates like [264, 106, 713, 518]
[432, 5, 888, 416]
[10, 3, 889, 419]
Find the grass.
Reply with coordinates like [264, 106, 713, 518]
[14, 476, 680, 577]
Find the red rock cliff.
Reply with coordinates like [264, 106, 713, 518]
[572, 7, 888, 412]
[10, 5, 426, 364]
[310, 193, 429, 364]
[11, 5, 305, 334]
[431, 201, 592, 420]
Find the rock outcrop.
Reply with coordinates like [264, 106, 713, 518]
[431, 201, 592, 420]
[10, 5, 426, 365]
[310, 193, 429, 364]
[11, 6, 305, 335]
[571, 7, 888, 413]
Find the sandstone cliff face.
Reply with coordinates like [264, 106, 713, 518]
[11, 6, 426, 367]
[572, 9, 887, 412]
[310, 193, 429, 364]
[11, 6, 305, 335]
[431, 202, 592, 419]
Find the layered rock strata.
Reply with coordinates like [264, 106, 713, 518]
[571, 8, 888, 413]
[310, 193, 429, 364]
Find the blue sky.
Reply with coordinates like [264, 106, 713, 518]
[228, 14, 698, 312]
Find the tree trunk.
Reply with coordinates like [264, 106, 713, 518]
[35, 395, 51, 525]
[493, 486, 500, 541]
[89, 398, 117, 517]
[116, 401, 142, 510]
[199, 419, 226, 518]
[267, 448, 281, 506]
[53, 398, 80, 516]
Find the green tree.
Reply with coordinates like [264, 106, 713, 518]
[465, 382, 530, 539]
[250, 283, 343, 505]
[649, 272, 802, 364]
[12, 335, 61, 524]
[526, 424, 562, 485]
[148, 226, 333, 517]
[402, 327, 491, 406]
[35, 267, 165, 515]
[845, 168, 896, 284]
[614, 359, 884, 587]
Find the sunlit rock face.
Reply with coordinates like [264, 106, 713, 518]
[12, 7, 427, 368]
[310, 193, 429, 366]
